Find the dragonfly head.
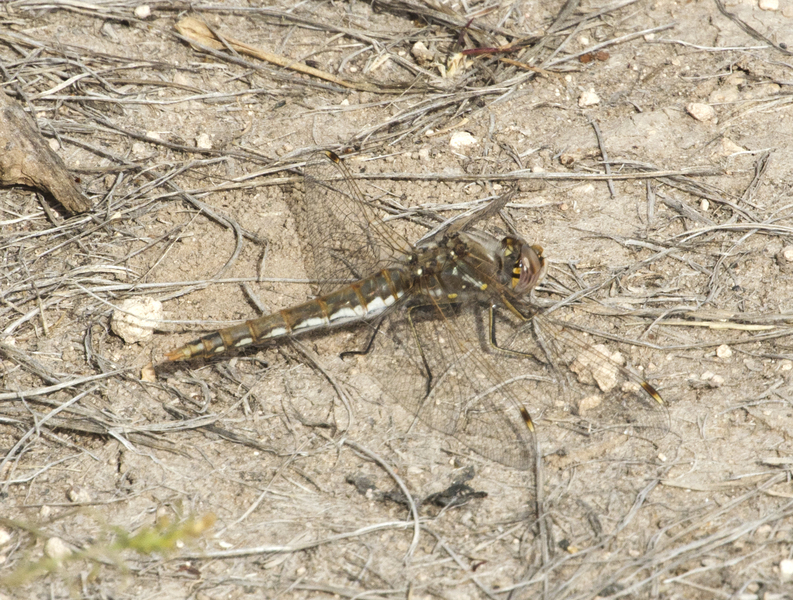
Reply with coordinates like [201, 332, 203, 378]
[501, 237, 546, 296]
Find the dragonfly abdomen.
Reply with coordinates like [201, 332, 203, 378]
[166, 268, 411, 361]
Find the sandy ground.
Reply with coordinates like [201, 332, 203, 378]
[2, 0, 793, 598]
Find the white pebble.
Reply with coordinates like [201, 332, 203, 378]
[67, 486, 92, 503]
[700, 199, 709, 212]
[131, 141, 148, 156]
[44, 537, 72, 560]
[781, 558, 793, 582]
[577, 394, 603, 414]
[782, 246, 793, 262]
[411, 41, 434, 64]
[417, 148, 430, 161]
[711, 374, 725, 387]
[0, 528, 10, 546]
[578, 89, 600, 107]
[449, 131, 478, 150]
[134, 5, 151, 19]
[195, 133, 212, 149]
[111, 297, 163, 344]
[686, 102, 717, 123]
[759, 0, 778, 10]
[716, 344, 733, 358]
[48, 138, 60, 152]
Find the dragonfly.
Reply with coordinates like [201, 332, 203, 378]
[166, 151, 668, 470]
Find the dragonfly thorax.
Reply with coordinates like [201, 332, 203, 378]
[414, 231, 546, 302]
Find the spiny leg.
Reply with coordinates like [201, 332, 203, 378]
[339, 318, 384, 360]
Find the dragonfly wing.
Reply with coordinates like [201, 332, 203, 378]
[358, 298, 540, 470]
[290, 151, 415, 294]
[491, 306, 671, 452]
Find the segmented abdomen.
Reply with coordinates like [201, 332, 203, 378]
[166, 268, 411, 361]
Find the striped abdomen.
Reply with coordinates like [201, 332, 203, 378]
[166, 268, 411, 361]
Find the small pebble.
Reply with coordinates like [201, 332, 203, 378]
[131, 141, 148, 155]
[578, 89, 600, 107]
[687, 102, 717, 123]
[411, 41, 434, 65]
[780, 558, 793, 582]
[0, 528, 10, 547]
[44, 537, 72, 560]
[417, 148, 430, 161]
[700, 199, 709, 212]
[48, 139, 60, 152]
[67, 486, 92, 503]
[449, 131, 478, 150]
[759, 0, 778, 10]
[578, 394, 603, 413]
[195, 133, 212, 149]
[111, 297, 163, 344]
[134, 5, 151, 19]
[716, 344, 733, 359]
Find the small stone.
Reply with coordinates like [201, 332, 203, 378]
[570, 344, 619, 392]
[713, 137, 746, 157]
[134, 5, 151, 19]
[776, 246, 793, 273]
[131, 141, 148, 156]
[141, 363, 156, 383]
[701, 371, 714, 380]
[578, 89, 600, 107]
[417, 148, 430, 161]
[780, 558, 793, 582]
[578, 394, 603, 414]
[44, 537, 72, 560]
[195, 133, 212, 149]
[0, 528, 10, 546]
[700, 199, 709, 211]
[687, 102, 717, 123]
[111, 297, 163, 344]
[716, 344, 733, 358]
[100, 21, 118, 41]
[711, 374, 725, 387]
[48, 139, 60, 152]
[67, 486, 92, 503]
[411, 41, 434, 65]
[449, 131, 478, 150]
[758, 0, 778, 10]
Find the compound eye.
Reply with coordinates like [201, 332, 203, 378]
[512, 245, 546, 294]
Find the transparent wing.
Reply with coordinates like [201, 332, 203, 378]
[290, 151, 415, 294]
[353, 295, 669, 470]
[495, 306, 670, 447]
[358, 297, 540, 470]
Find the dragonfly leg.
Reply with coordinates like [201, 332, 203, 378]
[488, 305, 541, 360]
[339, 318, 383, 360]
[407, 305, 433, 400]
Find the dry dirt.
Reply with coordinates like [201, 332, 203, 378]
[2, 0, 793, 598]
